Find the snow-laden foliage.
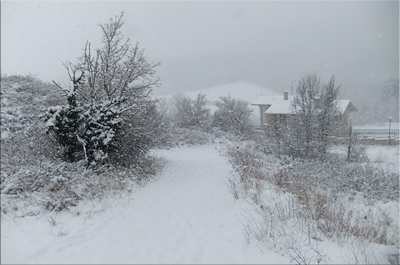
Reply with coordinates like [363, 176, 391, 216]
[213, 95, 253, 136]
[46, 13, 166, 166]
[47, 99, 122, 164]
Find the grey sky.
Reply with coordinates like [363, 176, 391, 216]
[1, 1, 398, 95]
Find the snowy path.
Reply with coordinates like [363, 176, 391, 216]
[1, 145, 288, 264]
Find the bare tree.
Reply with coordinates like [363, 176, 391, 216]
[292, 74, 321, 157]
[291, 74, 342, 158]
[170, 92, 211, 131]
[213, 95, 253, 136]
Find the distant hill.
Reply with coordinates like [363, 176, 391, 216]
[156, 81, 279, 125]
[157, 81, 278, 102]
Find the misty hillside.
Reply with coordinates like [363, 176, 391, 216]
[156, 81, 278, 102]
[153, 53, 291, 96]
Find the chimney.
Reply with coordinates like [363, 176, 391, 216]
[284, 92, 288, 100]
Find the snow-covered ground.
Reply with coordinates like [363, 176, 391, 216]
[353, 122, 400, 130]
[333, 144, 399, 173]
[1, 145, 289, 264]
[2, 144, 398, 264]
[366, 145, 399, 173]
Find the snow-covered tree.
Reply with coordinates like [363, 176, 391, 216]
[170, 93, 211, 131]
[47, 13, 165, 166]
[213, 95, 253, 135]
[291, 74, 343, 158]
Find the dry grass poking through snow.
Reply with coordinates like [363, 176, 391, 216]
[220, 142, 399, 264]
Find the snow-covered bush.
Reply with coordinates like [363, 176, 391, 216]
[213, 95, 253, 136]
[279, 156, 399, 202]
[111, 99, 169, 167]
[168, 93, 212, 132]
[47, 98, 123, 164]
[1, 156, 166, 215]
[0, 77, 165, 214]
[0, 76, 164, 215]
[163, 93, 252, 147]
[1, 74, 64, 166]
[46, 13, 166, 166]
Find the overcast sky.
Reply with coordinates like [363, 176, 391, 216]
[2, 1, 399, 95]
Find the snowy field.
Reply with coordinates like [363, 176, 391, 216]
[2, 143, 398, 264]
[333, 144, 399, 173]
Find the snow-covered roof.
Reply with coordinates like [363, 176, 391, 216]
[251, 95, 293, 106]
[253, 95, 357, 115]
[337, 100, 358, 114]
[265, 100, 295, 114]
[252, 95, 295, 114]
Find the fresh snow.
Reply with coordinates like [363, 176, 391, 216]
[1, 145, 290, 264]
[2, 144, 398, 264]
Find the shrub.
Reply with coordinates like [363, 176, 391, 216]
[213, 95, 253, 136]
[47, 99, 123, 164]
[168, 92, 212, 132]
